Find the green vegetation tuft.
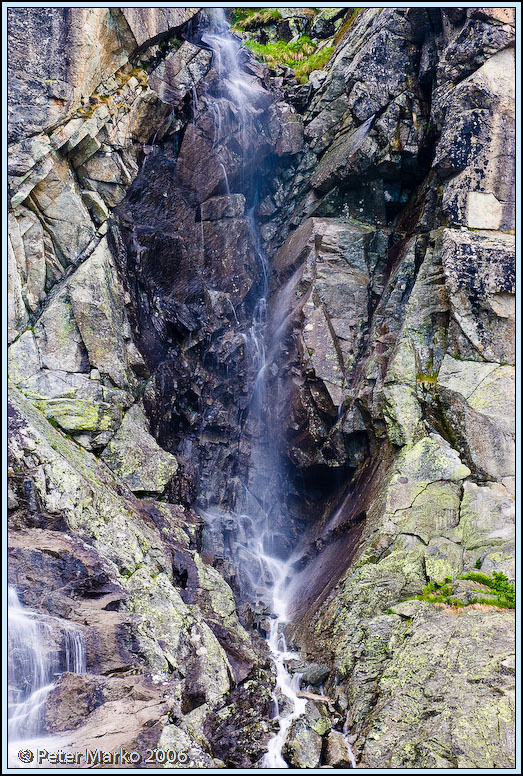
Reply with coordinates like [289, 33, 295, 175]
[121, 563, 145, 580]
[410, 571, 515, 610]
[244, 36, 334, 83]
[415, 579, 457, 606]
[334, 8, 362, 44]
[459, 571, 515, 608]
[231, 8, 283, 30]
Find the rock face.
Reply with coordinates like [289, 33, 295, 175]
[258, 7, 515, 769]
[7, 7, 274, 766]
[8, 6, 515, 770]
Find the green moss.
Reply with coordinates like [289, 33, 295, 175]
[158, 35, 181, 54]
[334, 8, 362, 45]
[244, 36, 334, 83]
[451, 353, 480, 362]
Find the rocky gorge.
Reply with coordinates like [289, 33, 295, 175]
[7, 5, 516, 770]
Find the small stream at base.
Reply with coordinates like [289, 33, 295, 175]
[261, 556, 307, 768]
[8, 586, 85, 766]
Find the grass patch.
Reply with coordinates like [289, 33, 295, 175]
[244, 36, 333, 83]
[231, 8, 283, 30]
[410, 571, 515, 610]
[293, 46, 334, 83]
[459, 571, 515, 608]
[413, 579, 464, 607]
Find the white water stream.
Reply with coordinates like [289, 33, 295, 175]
[8, 586, 85, 765]
[200, 11, 311, 767]
[7, 11, 356, 769]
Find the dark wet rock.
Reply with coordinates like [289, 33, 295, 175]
[204, 666, 275, 768]
[301, 663, 330, 687]
[284, 82, 313, 114]
[201, 193, 246, 221]
[148, 42, 212, 106]
[310, 8, 346, 39]
[439, 14, 515, 83]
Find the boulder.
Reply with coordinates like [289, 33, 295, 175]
[7, 233, 29, 343]
[437, 357, 515, 483]
[358, 607, 515, 769]
[30, 153, 95, 266]
[439, 229, 515, 364]
[68, 238, 141, 391]
[34, 288, 90, 374]
[149, 42, 212, 106]
[200, 194, 246, 221]
[438, 48, 515, 230]
[282, 717, 323, 768]
[301, 663, 330, 687]
[324, 730, 354, 768]
[8, 207, 47, 313]
[459, 481, 515, 578]
[310, 8, 346, 39]
[101, 404, 178, 494]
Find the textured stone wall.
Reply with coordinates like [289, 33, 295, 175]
[8, 8, 274, 765]
[257, 8, 515, 768]
[7, 6, 515, 768]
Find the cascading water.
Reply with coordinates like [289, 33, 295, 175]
[199, 10, 308, 767]
[8, 586, 85, 760]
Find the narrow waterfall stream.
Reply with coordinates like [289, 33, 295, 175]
[8, 586, 85, 763]
[200, 11, 309, 767]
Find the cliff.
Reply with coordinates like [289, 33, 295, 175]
[7, 6, 515, 769]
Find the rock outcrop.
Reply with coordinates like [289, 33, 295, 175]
[8, 6, 515, 769]
[8, 7, 274, 764]
[255, 7, 515, 768]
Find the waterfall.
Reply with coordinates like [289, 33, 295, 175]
[199, 10, 307, 767]
[8, 586, 85, 746]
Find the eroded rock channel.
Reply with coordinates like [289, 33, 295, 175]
[8, 7, 515, 769]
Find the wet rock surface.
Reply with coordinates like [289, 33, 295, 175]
[8, 5, 515, 769]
